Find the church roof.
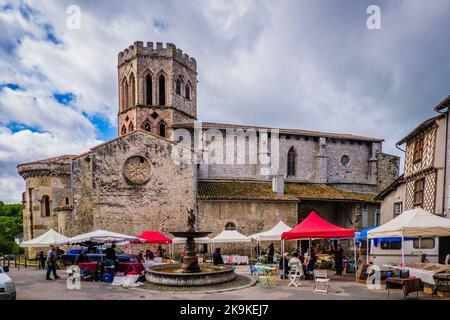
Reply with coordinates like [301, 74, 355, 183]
[198, 180, 377, 203]
[18, 154, 76, 166]
[173, 121, 384, 142]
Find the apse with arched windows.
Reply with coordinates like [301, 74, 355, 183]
[287, 147, 296, 176]
[41, 195, 51, 217]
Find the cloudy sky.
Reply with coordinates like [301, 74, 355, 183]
[0, 0, 449, 203]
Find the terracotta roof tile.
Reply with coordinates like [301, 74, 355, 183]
[198, 181, 377, 203]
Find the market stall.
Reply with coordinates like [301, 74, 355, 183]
[58, 230, 146, 279]
[120, 231, 173, 259]
[212, 230, 252, 265]
[281, 211, 356, 277]
[367, 207, 450, 267]
[250, 221, 291, 258]
[60, 230, 145, 245]
[20, 229, 69, 248]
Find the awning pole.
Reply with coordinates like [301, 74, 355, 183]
[282, 239, 285, 278]
[401, 236, 405, 268]
[366, 238, 369, 264]
[418, 237, 421, 262]
[353, 237, 357, 278]
[309, 238, 311, 256]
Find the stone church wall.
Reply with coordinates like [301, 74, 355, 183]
[198, 200, 298, 255]
[89, 131, 197, 236]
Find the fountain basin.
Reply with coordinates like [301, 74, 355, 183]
[145, 264, 236, 286]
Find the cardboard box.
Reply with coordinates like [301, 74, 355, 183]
[423, 287, 433, 295]
[437, 290, 450, 298]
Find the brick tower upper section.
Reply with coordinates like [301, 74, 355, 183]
[117, 41, 197, 139]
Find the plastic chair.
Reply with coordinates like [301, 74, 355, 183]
[313, 269, 330, 293]
[287, 262, 303, 287]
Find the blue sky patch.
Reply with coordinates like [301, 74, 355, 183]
[6, 121, 46, 134]
[41, 23, 62, 44]
[83, 112, 116, 141]
[0, 83, 21, 91]
[53, 92, 76, 105]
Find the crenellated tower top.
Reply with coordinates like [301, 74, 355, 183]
[118, 41, 197, 72]
[117, 41, 198, 139]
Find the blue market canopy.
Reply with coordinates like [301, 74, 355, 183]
[355, 226, 415, 245]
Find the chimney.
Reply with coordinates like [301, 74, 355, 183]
[272, 174, 285, 195]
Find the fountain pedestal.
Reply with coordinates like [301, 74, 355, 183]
[170, 231, 211, 273]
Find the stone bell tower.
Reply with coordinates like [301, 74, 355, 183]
[117, 41, 198, 139]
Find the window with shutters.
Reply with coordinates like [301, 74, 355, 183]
[413, 137, 424, 163]
[414, 178, 425, 208]
[393, 202, 403, 217]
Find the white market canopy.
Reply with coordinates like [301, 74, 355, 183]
[368, 208, 450, 239]
[20, 229, 69, 248]
[212, 230, 251, 243]
[58, 229, 145, 245]
[250, 221, 292, 241]
[172, 237, 212, 244]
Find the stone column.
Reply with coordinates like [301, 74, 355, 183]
[315, 137, 328, 183]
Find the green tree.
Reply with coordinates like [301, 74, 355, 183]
[0, 202, 23, 255]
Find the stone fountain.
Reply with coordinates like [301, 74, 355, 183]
[145, 209, 236, 286]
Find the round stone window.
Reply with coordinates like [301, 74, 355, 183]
[340, 155, 350, 166]
[122, 155, 152, 185]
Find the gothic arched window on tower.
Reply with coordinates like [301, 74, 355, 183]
[142, 120, 151, 132]
[129, 73, 136, 107]
[128, 122, 134, 132]
[175, 78, 181, 95]
[145, 74, 152, 105]
[124, 79, 129, 109]
[185, 84, 190, 100]
[287, 147, 296, 177]
[159, 74, 166, 106]
[41, 195, 50, 217]
[158, 120, 166, 138]
[121, 125, 127, 135]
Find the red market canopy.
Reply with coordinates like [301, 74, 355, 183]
[133, 231, 172, 244]
[281, 211, 355, 240]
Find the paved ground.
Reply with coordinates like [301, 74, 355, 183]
[7, 266, 448, 300]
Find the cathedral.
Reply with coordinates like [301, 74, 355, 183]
[17, 41, 400, 255]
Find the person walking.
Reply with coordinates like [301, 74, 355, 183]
[46, 246, 60, 280]
[267, 243, 275, 264]
[39, 251, 46, 270]
[104, 244, 118, 271]
[334, 245, 344, 276]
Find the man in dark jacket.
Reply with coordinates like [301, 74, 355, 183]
[267, 243, 275, 264]
[334, 245, 344, 276]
